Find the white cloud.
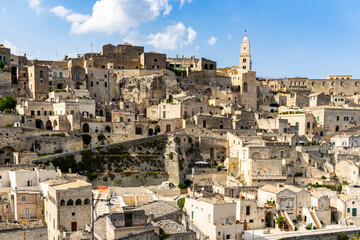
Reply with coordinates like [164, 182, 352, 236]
[50, 6, 71, 17]
[124, 22, 196, 50]
[51, 0, 173, 35]
[4, 39, 21, 55]
[29, 0, 42, 15]
[227, 34, 232, 40]
[186, 27, 197, 44]
[179, 0, 193, 9]
[208, 36, 217, 45]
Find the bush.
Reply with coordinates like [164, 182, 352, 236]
[0, 95, 17, 112]
[115, 178, 122, 185]
[177, 198, 185, 210]
[0, 60, 4, 69]
[178, 183, 187, 189]
[82, 134, 92, 145]
[217, 166, 223, 172]
[275, 216, 286, 229]
[168, 152, 174, 160]
[5, 123, 11, 127]
[305, 224, 316, 230]
[337, 233, 349, 240]
[321, 176, 327, 180]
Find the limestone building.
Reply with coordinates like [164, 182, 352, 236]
[45, 180, 92, 240]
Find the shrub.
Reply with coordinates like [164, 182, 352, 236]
[168, 152, 174, 160]
[115, 178, 122, 185]
[321, 176, 327, 180]
[275, 216, 286, 229]
[217, 166, 223, 172]
[0, 95, 17, 111]
[178, 183, 187, 189]
[177, 198, 185, 210]
[82, 134, 92, 145]
[5, 123, 11, 127]
[337, 233, 349, 240]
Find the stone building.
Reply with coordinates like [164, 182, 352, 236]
[140, 51, 166, 69]
[27, 65, 49, 101]
[45, 180, 92, 240]
[184, 196, 244, 240]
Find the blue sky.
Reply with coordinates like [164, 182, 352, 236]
[1, 0, 360, 78]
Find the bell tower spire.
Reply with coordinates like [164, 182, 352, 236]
[239, 30, 251, 70]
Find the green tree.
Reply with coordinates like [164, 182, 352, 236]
[0, 60, 4, 69]
[0, 95, 17, 112]
[275, 216, 286, 229]
[337, 233, 349, 240]
[177, 198, 185, 210]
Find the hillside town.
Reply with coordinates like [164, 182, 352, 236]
[1, 32, 360, 240]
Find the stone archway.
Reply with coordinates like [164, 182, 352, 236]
[135, 125, 143, 135]
[46, 120, 53, 130]
[0, 146, 16, 165]
[35, 119, 44, 129]
[83, 123, 89, 133]
[166, 124, 171, 132]
[105, 126, 111, 133]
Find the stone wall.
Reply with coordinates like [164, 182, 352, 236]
[0, 71, 11, 89]
[90, 172, 168, 188]
[0, 226, 47, 240]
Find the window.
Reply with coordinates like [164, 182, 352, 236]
[72, 212, 76, 217]
[337, 116, 340, 121]
[307, 122, 310, 128]
[54, 72, 57, 78]
[330, 116, 333, 121]
[344, 116, 349, 121]
[91, 81, 93, 87]
[353, 208, 357, 217]
[27, 180, 32, 186]
[195, 79, 199, 84]
[246, 206, 250, 215]
[208, 214, 211, 223]
[154, 59, 158, 62]
[105, 82, 107, 87]
[226, 218, 229, 224]
[22, 196, 26, 201]
[39, 71, 43, 78]
[347, 208, 350, 213]
[289, 200, 293, 207]
[243, 58, 246, 63]
[71, 110, 74, 115]
[280, 150, 284, 158]
[25, 208, 30, 219]
[76, 74, 80, 80]
[59, 72, 63, 78]
[316, 116, 319, 121]
[37, 111, 41, 116]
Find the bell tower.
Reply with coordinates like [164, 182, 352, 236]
[239, 30, 251, 70]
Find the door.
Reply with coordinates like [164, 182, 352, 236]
[125, 213, 132, 227]
[353, 208, 357, 217]
[71, 222, 77, 231]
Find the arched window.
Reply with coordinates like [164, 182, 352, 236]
[60, 200, 65, 206]
[204, 64, 208, 69]
[84, 199, 90, 205]
[243, 82, 248, 93]
[67, 199, 74, 206]
[209, 64, 214, 69]
[75, 199, 82, 205]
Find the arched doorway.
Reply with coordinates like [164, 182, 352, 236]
[57, 83, 64, 89]
[0, 146, 16, 165]
[243, 82, 248, 93]
[335, 126, 340, 132]
[105, 126, 111, 133]
[53, 120, 58, 130]
[83, 123, 89, 133]
[265, 212, 275, 227]
[135, 125, 142, 135]
[35, 119, 43, 129]
[11, 67, 17, 84]
[166, 124, 171, 132]
[99, 110, 103, 116]
[46, 120, 53, 130]
[148, 128, 154, 136]
[155, 126, 161, 135]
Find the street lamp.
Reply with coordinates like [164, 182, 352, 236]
[91, 193, 114, 240]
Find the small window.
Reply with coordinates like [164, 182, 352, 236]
[39, 71, 43, 78]
[226, 218, 229, 224]
[72, 212, 76, 217]
[22, 196, 26, 201]
[154, 59, 158, 63]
